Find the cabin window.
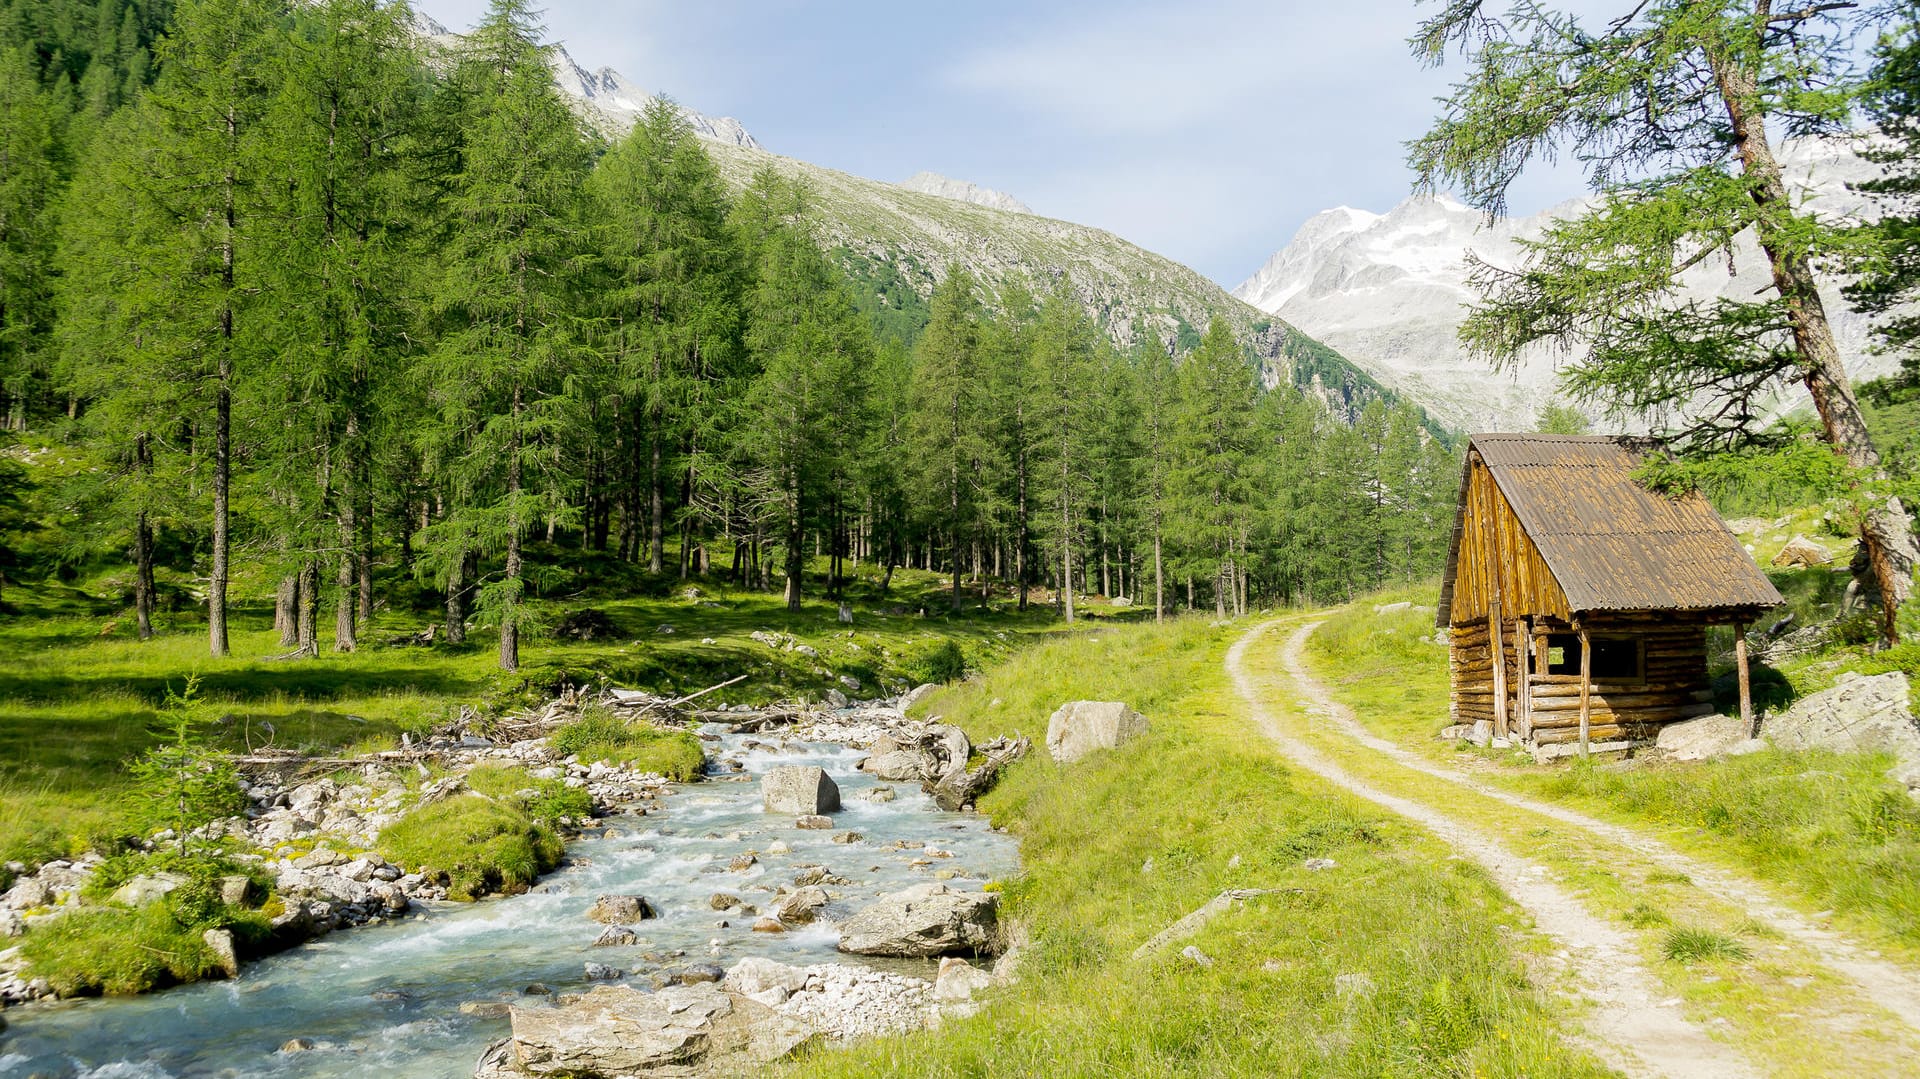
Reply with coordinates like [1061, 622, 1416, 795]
[1543, 633, 1643, 681]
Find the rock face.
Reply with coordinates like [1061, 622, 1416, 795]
[761, 766, 841, 816]
[896, 172, 1033, 214]
[1655, 713, 1764, 761]
[1045, 701, 1149, 763]
[485, 983, 815, 1078]
[837, 883, 997, 958]
[1232, 135, 1894, 430]
[1764, 671, 1920, 791]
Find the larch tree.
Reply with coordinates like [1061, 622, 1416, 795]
[1168, 318, 1259, 618]
[908, 265, 996, 612]
[118, 0, 281, 656]
[0, 43, 61, 431]
[1412, 0, 1919, 644]
[420, 0, 592, 671]
[1029, 280, 1102, 623]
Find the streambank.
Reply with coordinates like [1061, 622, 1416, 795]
[0, 697, 1020, 1078]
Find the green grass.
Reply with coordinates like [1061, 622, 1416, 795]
[19, 866, 272, 996]
[1660, 926, 1753, 965]
[785, 616, 1611, 1078]
[462, 764, 593, 828]
[377, 791, 565, 902]
[547, 709, 706, 781]
[1306, 585, 1920, 950]
[0, 552, 1099, 873]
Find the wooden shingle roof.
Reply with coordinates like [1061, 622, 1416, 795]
[1436, 434, 1783, 626]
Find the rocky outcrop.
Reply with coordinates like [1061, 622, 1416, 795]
[1772, 534, 1833, 567]
[1046, 701, 1149, 764]
[477, 983, 815, 1078]
[761, 766, 841, 816]
[896, 172, 1032, 214]
[836, 883, 997, 958]
[1655, 713, 1764, 761]
[1764, 671, 1920, 792]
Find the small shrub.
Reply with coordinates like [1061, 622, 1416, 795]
[1661, 927, 1752, 964]
[904, 638, 967, 684]
[124, 675, 248, 855]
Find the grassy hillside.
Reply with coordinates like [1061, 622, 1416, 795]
[702, 141, 1419, 423]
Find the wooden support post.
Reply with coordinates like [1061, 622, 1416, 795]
[1489, 605, 1507, 739]
[1734, 619, 1754, 739]
[1517, 617, 1532, 741]
[1578, 625, 1592, 758]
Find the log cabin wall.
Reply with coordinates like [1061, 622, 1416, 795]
[1450, 613, 1716, 742]
[1447, 453, 1571, 626]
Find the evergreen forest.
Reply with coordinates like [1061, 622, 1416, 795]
[0, 0, 1460, 671]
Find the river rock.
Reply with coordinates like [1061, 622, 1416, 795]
[493, 983, 816, 1077]
[1763, 671, 1920, 791]
[2, 878, 50, 910]
[837, 883, 997, 957]
[203, 928, 240, 978]
[774, 886, 829, 926]
[218, 875, 253, 906]
[709, 893, 740, 911]
[462, 1001, 513, 1018]
[861, 750, 938, 782]
[1045, 701, 1148, 763]
[932, 957, 993, 1003]
[110, 872, 188, 908]
[794, 815, 834, 830]
[761, 766, 841, 815]
[723, 956, 809, 997]
[591, 926, 637, 948]
[586, 895, 657, 925]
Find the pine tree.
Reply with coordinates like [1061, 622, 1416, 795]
[1029, 281, 1101, 622]
[1167, 318, 1258, 617]
[418, 0, 592, 671]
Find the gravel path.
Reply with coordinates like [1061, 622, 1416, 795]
[1227, 619, 1757, 1079]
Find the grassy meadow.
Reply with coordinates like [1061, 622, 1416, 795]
[784, 617, 1614, 1078]
[0, 551, 1106, 871]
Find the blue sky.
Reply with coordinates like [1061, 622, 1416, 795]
[421, 0, 1592, 289]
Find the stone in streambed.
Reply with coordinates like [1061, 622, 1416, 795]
[586, 894, 656, 925]
[794, 815, 833, 829]
[592, 925, 637, 948]
[494, 984, 814, 1077]
[761, 766, 840, 815]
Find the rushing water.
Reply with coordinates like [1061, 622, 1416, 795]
[0, 727, 1019, 1079]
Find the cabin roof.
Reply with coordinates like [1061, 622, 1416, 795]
[1436, 434, 1784, 627]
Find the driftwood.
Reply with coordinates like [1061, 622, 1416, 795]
[924, 735, 1030, 812]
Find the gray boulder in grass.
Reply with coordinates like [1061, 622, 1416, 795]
[1045, 701, 1148, 763]
[762, 766, 841, 815]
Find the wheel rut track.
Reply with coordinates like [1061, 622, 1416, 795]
[1228, 619, 1755, 1079]
[1268, 619, 1920, 1037]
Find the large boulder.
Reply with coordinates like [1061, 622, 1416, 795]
[899, 684, 941, 713]
[109, 872, 189, 908]
[1045, 701, 1148, 764]
[483, 983, 815, 1078]
[1772, 534, 1832, 568]
[1764, 671, 1920, 791]
[1655, 713, 1764, 761]
[761, 766, 841, 815]
[837, 883, 996, 958]
[722, 957, 810, 998]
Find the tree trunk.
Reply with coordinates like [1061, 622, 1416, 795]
[445, 549, 469, 644]
[134, 512, 156, 641]
[501, 385, 523, 672]
[1154, 529, 1164, 624]
[649, 433, 664, 574]
[275, 574, 297, 645]
[334, 485, 357, 654]
[296, 560, 319, 657]
[785, 474, 804, 612]
[1713, 41, 1919, 645]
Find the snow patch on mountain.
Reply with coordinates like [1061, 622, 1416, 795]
[1234, 136, 1893, 433]
[408, 7, 758, 149]
[895, 172, 1032, 214]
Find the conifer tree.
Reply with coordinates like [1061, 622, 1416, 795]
[1029, 281, 1101, 622]
[908, 265, 996, 611]
[1168, 318, 1258, 617]
[0, 43, 60, 430]
[419, 0, 592, 671]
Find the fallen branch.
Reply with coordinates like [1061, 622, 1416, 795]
[1130, 888, 1294, 961]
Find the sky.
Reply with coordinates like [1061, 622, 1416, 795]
[419, 0, 1596, 290]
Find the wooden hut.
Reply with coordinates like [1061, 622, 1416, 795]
[1437, 434, 1783, 752]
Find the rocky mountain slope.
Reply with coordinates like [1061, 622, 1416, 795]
[1233, 137, 1891, 432]
[407, 10, 1400, 417]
